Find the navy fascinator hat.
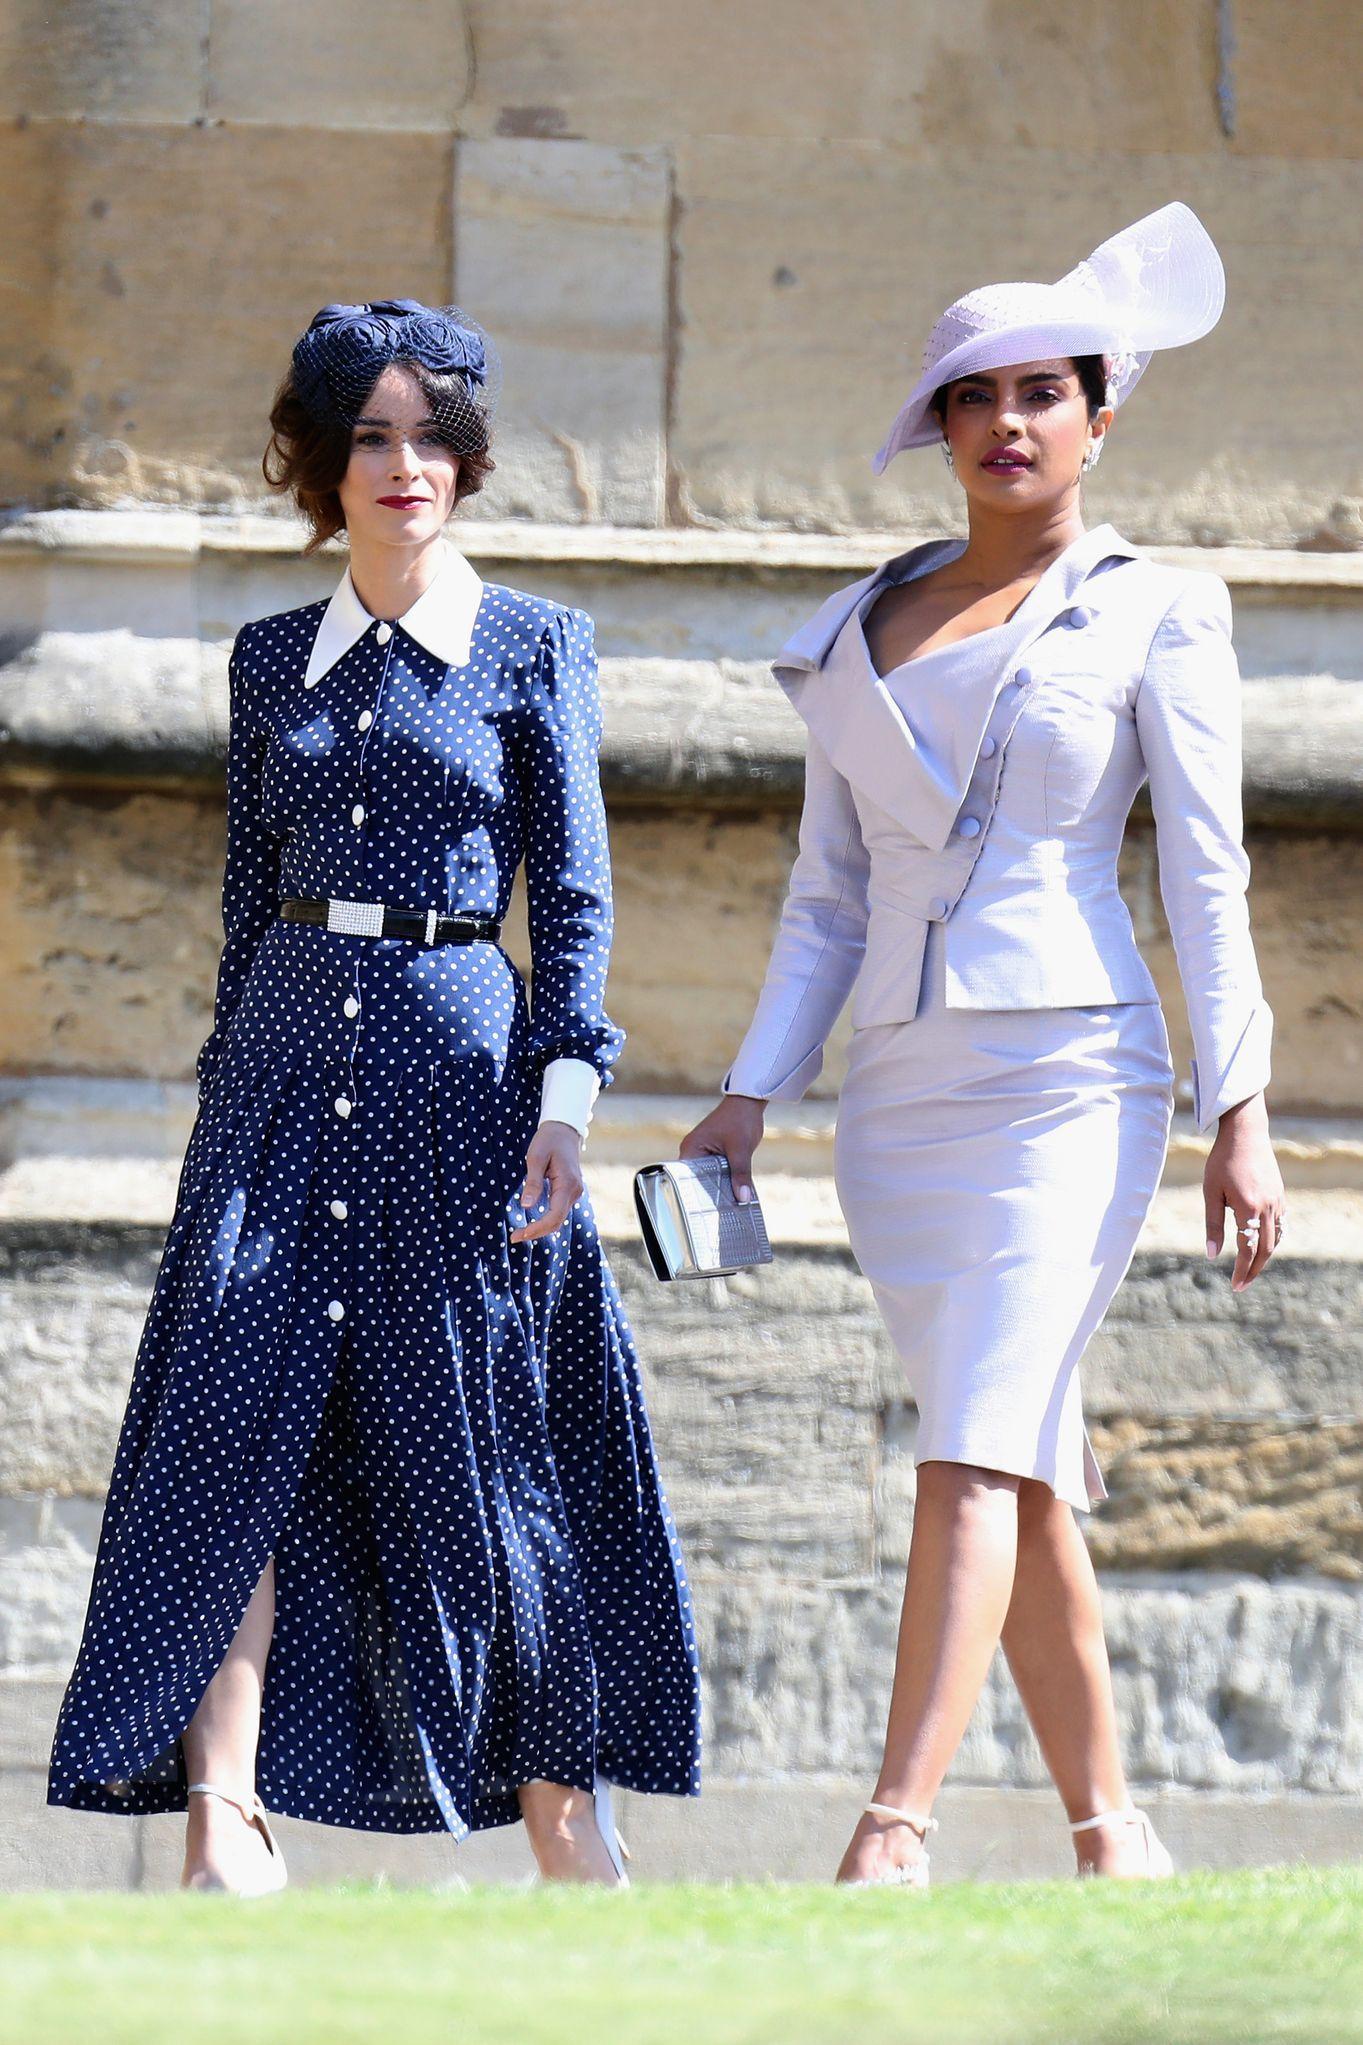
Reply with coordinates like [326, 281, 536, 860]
[290, 299, 495, 431]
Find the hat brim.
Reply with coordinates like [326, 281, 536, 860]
[871, 322, 1153, 473]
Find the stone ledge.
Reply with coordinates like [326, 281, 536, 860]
[3, 642, 1361, 823]
[8, 1573, 1363, 1805]
[5, 1078, 1363, 1194]
[3, 1221, 1362, 1514]
[5, 507, 1363, 584]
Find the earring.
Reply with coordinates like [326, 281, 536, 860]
[940, 441, 954, 470]
[1082, 441, 1104, 473]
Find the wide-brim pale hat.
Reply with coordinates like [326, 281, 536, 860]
[872, 202, 1225, 473]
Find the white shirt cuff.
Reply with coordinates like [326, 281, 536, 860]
[539, 1057, 601, 1139]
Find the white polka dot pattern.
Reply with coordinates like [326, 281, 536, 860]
[46, 584, 702, 1838]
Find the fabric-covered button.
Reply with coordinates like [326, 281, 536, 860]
[330, 1199, 348, 1220]
[327, 1300, 345, 1322]
[375, 622, 393, 645]
[343, 996, 360, 1018]
[334, 1096, 352, 1119]
[1068, 604, 1094, 628]
[929, 897, 949, 918]
[1013, 665, 1033, 687]
[958, 816, 982, 839]
[351, 804, 366, 826]
[357, 710, 373, 732]
[980, 735, 998, 759]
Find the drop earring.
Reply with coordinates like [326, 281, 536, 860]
[1082, 441, 1104, 473]
[940, 441, 954, 470]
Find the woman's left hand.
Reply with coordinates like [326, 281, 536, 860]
[1203, 1093, 1285, 1291]
[511, 1120, 585, 1243]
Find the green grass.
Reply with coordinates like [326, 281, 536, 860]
[3, 1870, 1361, 2045]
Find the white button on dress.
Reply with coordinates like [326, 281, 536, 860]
[375, 622, 393, 645]
[357, 710, 373, 732]
[1068, 604, 1094, 628]
[929, 896, 949, 918]
[330, 1199, 348, 1220]
[327, 1300, 345, 1322]
[351, 804, 366, 827]
[980, 736, 998, 759]
[958, 816, 982, 839]
[343, 996, 360, 1018]
[334, 1096, 352, 1119]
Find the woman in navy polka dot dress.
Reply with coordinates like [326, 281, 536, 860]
[47, 302, 702, 1892]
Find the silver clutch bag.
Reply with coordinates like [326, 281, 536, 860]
[633, 1156, 773, 1282]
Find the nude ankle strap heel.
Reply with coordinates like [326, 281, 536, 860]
[185, 1781, 288, 1894]
[847, 1801, 939, 1890]
[1071, 1805, 1174, 1879]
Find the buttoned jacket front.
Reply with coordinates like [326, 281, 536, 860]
[726, 523, 1272, 1130]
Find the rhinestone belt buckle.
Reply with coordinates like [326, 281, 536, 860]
[326, 898, 386, 938]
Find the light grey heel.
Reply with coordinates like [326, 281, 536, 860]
[184, 1781, 288, 1895]
[846, 1800, 938, 1890]
[1071, 1805, 1174, 1879]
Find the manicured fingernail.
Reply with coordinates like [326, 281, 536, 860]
[1205, 1240, 1218, 1259]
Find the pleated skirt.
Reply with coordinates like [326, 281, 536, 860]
[48, 935, 701, 1834]
[833, 921, 1174, 1511]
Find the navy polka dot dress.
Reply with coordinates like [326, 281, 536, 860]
[47, 553, 703, 1837]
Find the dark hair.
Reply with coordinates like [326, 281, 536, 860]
[930, 353, 1108, 427]
[262, 360, 495, 554]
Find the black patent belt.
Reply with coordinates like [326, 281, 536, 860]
[280, 897, 502, 946]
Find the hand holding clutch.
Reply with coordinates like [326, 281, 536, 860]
[633, 1156, 773, 1282]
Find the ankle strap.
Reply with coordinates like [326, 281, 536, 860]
[1071, 1806, 1145, 1836]
[864, 1801, 938, 1839]
[186, 1781, 260, 1823]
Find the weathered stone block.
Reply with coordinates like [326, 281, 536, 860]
[205, 0, 472, 130]
[463, 1, 1218, 153]
[1088, 1417, 1363, 1580]
[0, 124, 65, 506]
[0, 1490, 102, 1671]
[0, 0, 203, 121]
[1231, 0, 1361, 157]
[697, 1573, 1363, 1793]
[0, 1228, 161, 1494]
[458, 139, 670, 526]
[17, 123, 452, 507]
[671, 139, 1363, 546]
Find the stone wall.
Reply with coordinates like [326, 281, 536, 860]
[2, 1, 1362, 1886]
[3, 2, 1361, 543]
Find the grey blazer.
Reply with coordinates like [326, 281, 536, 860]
[725, 523, 1272, 1130]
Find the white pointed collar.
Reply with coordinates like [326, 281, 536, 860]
[303, 543, 484, 688]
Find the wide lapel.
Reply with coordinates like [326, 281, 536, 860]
[778, 524, 1138, 848]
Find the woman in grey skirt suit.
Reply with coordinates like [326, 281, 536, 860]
[684, 205, 1284, 1887]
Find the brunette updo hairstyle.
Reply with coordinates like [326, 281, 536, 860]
[262, 360, 496, 554]
[929, 353, 1109, 428]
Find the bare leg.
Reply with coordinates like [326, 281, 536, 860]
[517, 1779, 625, 1885]
[180, 1560, 277, 1891]
[1000, 1480, 1145, 1875]
[837, 1461, 1021, 1884]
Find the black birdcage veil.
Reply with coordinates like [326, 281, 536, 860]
[290, 299, 501, 456]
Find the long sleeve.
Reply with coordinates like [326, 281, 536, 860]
[515, 606, 625, 1095]
[195, 625, 280, 1099]
[1135, 573, 1273, 1131]
[725, 731, 871, 1100]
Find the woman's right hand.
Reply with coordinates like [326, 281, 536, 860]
[679, 1093, 768, 1203]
